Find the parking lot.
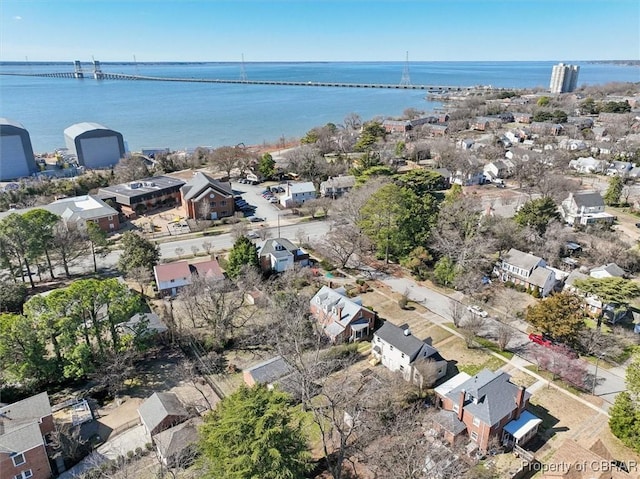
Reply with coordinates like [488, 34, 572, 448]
[230, 180, 289, 226]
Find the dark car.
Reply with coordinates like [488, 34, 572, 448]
[249, 216, 265, 222]
[635, 223, 640, 228]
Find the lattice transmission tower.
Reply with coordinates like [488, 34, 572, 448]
[239, 54, 248, 82]
[399, 51, 411, 86]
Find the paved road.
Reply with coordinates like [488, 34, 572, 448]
[377, 273, 626, 412]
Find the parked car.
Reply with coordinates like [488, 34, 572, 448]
[249, 216, 265, 223]
[528, 333, 553, 347]
[635, 222, 640, 229]
[269, 197, 279, 203]
[467, 305, 488, 318]
[246, 231, 259, 239]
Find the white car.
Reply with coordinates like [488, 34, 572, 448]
[246, 231, 259, 239]
[467, 305, 488, 318]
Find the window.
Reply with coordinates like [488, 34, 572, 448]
[473, 417, 480, 427]
[399, 365, 404, 371]
[452, 404, 459, 413]
[389, 345, 394, 351]
[210, 201, 216, 207]
[401, 353, 405, 359]
[15, 471, 33, 479]
[107, 215, 113, 221]
[11, 453, 26, 467]
[471, 431, 478, 442]
[221, 200, 227, 206]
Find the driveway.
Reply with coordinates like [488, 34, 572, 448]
[375, 272, 624, 412]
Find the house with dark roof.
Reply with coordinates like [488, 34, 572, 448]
[310, 286, 376, 343]
[561, 191, 616, 226]
[371, 322, 447, 388]
[138, 392, 189, 437]
[258, 238, 310, 273]
[0, 392, 54, 479]
[243, 356, 294, 388]
[153, 417, 203, 468]
[433, 369, 540, 452]
[180, 172, 234, 220]
[497, 248, 556, 297]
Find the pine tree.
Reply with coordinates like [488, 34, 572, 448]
[603, 175, 623, 206]
[199, 385, 312, 479]
[226, 236, 259, 279]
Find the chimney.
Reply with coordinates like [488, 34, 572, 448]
[403, 328, 411, 337]
[457, 390, 465, 421]
[515, 386, 525, 420]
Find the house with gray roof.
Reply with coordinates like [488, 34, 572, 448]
[258, 238, 310, 273]
[138, 392, 189, 437]
[243, 356, 294, 388]
[497, 248, 556, 297]
[560, 191, 615, 226]
[371, 322, 447, 388]
[180, 172, 234, 220]
[153, 417, 203, 467]
[433, 369, 540, 451]
[0, 392, 54, 479]
[320, 175, 356, 198]
[280, 181, 317, 207]
[310, 286, 376, 343]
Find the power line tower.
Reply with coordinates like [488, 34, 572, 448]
[239, 54, 248, 82]
[400, 51, 411, 86]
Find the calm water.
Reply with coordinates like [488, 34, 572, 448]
[1, 61, 638, 153]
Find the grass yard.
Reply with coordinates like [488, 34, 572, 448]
[437, 336, 508, 376]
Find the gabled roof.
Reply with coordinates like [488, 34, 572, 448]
[444, 369, 530, 427]
[320, 176, 356, 190]
[374, 322, 443, 363]
[154, 417, 203, 461]
[590, 263, 625, 278]
[138, 392, 188, 435]
[503, 248, 543, 272]
[528, 267, 555, 288]
[288, 181, 316, 194]
[312, 286, 372, 329]
[181, 172, 233, 201]
[0, 392, 51, 433]
[121, 312, 168, 334]
[189, 259, 224, 280]
[244, 356, 293, 385]
[259, 238, 300, 258]
[433, 410, 467, 436]
[154, 261, 191, 283]
[0, 421, 45, 455]
[572, 191, 605, 209]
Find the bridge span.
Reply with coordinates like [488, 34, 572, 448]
[0, 70, 495, 94]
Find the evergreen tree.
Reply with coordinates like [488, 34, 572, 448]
[226, 236, 259, 279]
[609, 351, 640, 453]
[199, 385, 312, 479]
[117, 232, 160, 274]
[514, 197, 561, 234]
[603, 175, 623, 206]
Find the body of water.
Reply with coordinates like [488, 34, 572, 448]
[1, 61, 638, 154]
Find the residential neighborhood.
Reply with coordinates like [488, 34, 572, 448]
[1, 80, 640, 479]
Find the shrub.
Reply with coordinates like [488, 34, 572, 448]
[135, 447, 143, 456]
[145, 442, 153, 451]
[126, 450, 134, 459]
[398, 296, 408, 310]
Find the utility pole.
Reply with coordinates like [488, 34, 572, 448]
[400, 51, 411, 86]
[592, 353, 606, 395]
[239, 54, 248, 82]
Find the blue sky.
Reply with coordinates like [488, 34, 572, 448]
[1, 0, 638, 62]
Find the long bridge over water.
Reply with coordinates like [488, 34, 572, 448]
[0, 60, 497, 94]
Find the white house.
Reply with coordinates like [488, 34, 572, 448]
[371, 322, 447, 387]
[560, 191, 616, 226]
[153, 261, 192, 297]
[497, 248, 556, 297]
[590, 263, 625, 279]
[320, 176, 356, 198]
[258, 238, 310, 273]
[568, 156, 606, 174]
[280, 181, 317, 207]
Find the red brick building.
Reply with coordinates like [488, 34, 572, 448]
[0, 392, 54, 479]
[433, 369, 540, 452]
[310, 286, 376, 343]
[180, 172, 234, 220]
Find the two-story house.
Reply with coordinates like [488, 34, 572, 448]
[310, 286, 376, 343]
[371, 322, 447, 388]
[497, 248, 556, 297]
[0, 392, 54, 479]
[258, 238, 310, 273]
[433, 369, 541, 452]
[319, 176, 356, 199]
[180, 172, 234, 220]
[280, 181, 317, 207]
[560, 191, 616, 226]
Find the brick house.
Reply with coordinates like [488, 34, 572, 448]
[310, 286, 376, 343]
[180, 172, 234, 220]
[433, 369, 541, 452]
[0, 392, 54, 479]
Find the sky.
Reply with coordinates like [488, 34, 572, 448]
[1, 0, 639, 62]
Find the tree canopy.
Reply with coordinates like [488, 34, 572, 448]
[603, 175, 623, 206]
[117, 232, 160, 274]
[526, 292, 585, 345]
[199, 385, 312, 479]
[609, 350, 640, 453]
[573, 276, 640, 307]
[514, 197, 561, 235]
[226, 236, 259, 279]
